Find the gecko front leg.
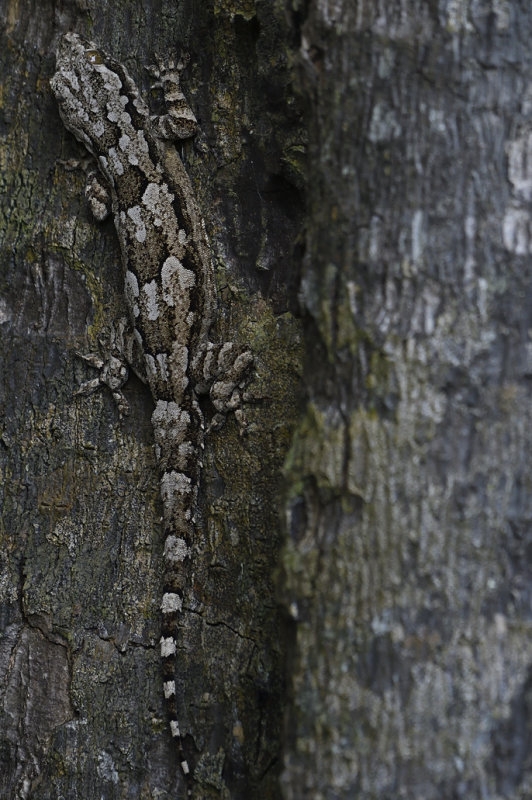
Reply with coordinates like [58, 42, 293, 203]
[146, 53, 199, 141]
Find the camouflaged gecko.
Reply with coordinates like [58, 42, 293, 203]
[50, 32, 252, 783]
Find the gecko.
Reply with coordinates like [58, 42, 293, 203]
[50, 32, 252, 787]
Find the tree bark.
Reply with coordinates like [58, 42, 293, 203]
[0, 2, 302, 798]
[4, 1, 532, 799]
[280, 2, 532, 799]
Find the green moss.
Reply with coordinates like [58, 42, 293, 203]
[214, 0, 256, 18]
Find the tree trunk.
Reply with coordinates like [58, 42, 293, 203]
[3, 1, 532, 799]
[280, 2, 532, 799]
[0, 2, 302, 798]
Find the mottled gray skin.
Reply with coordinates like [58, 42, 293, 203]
[51, 32, 252, 784]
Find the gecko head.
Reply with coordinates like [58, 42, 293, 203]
[50, 32, 146, 154]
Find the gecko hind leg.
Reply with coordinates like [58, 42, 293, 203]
[191, 341, 254, 432]
[74, 349, 130, 417]
[73, 319, 144, 418]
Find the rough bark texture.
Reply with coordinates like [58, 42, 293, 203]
[0, 2, 303, 798]
[280, 2, 532, 799]
[4, 1, 532, 799]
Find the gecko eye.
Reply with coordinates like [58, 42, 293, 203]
[85, 49, 103, 65]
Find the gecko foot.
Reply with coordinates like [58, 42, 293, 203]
[73, 323, 132, 417]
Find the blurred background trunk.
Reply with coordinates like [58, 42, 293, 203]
[281, 2, 532, 798]
[2, 2, 532, 799]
